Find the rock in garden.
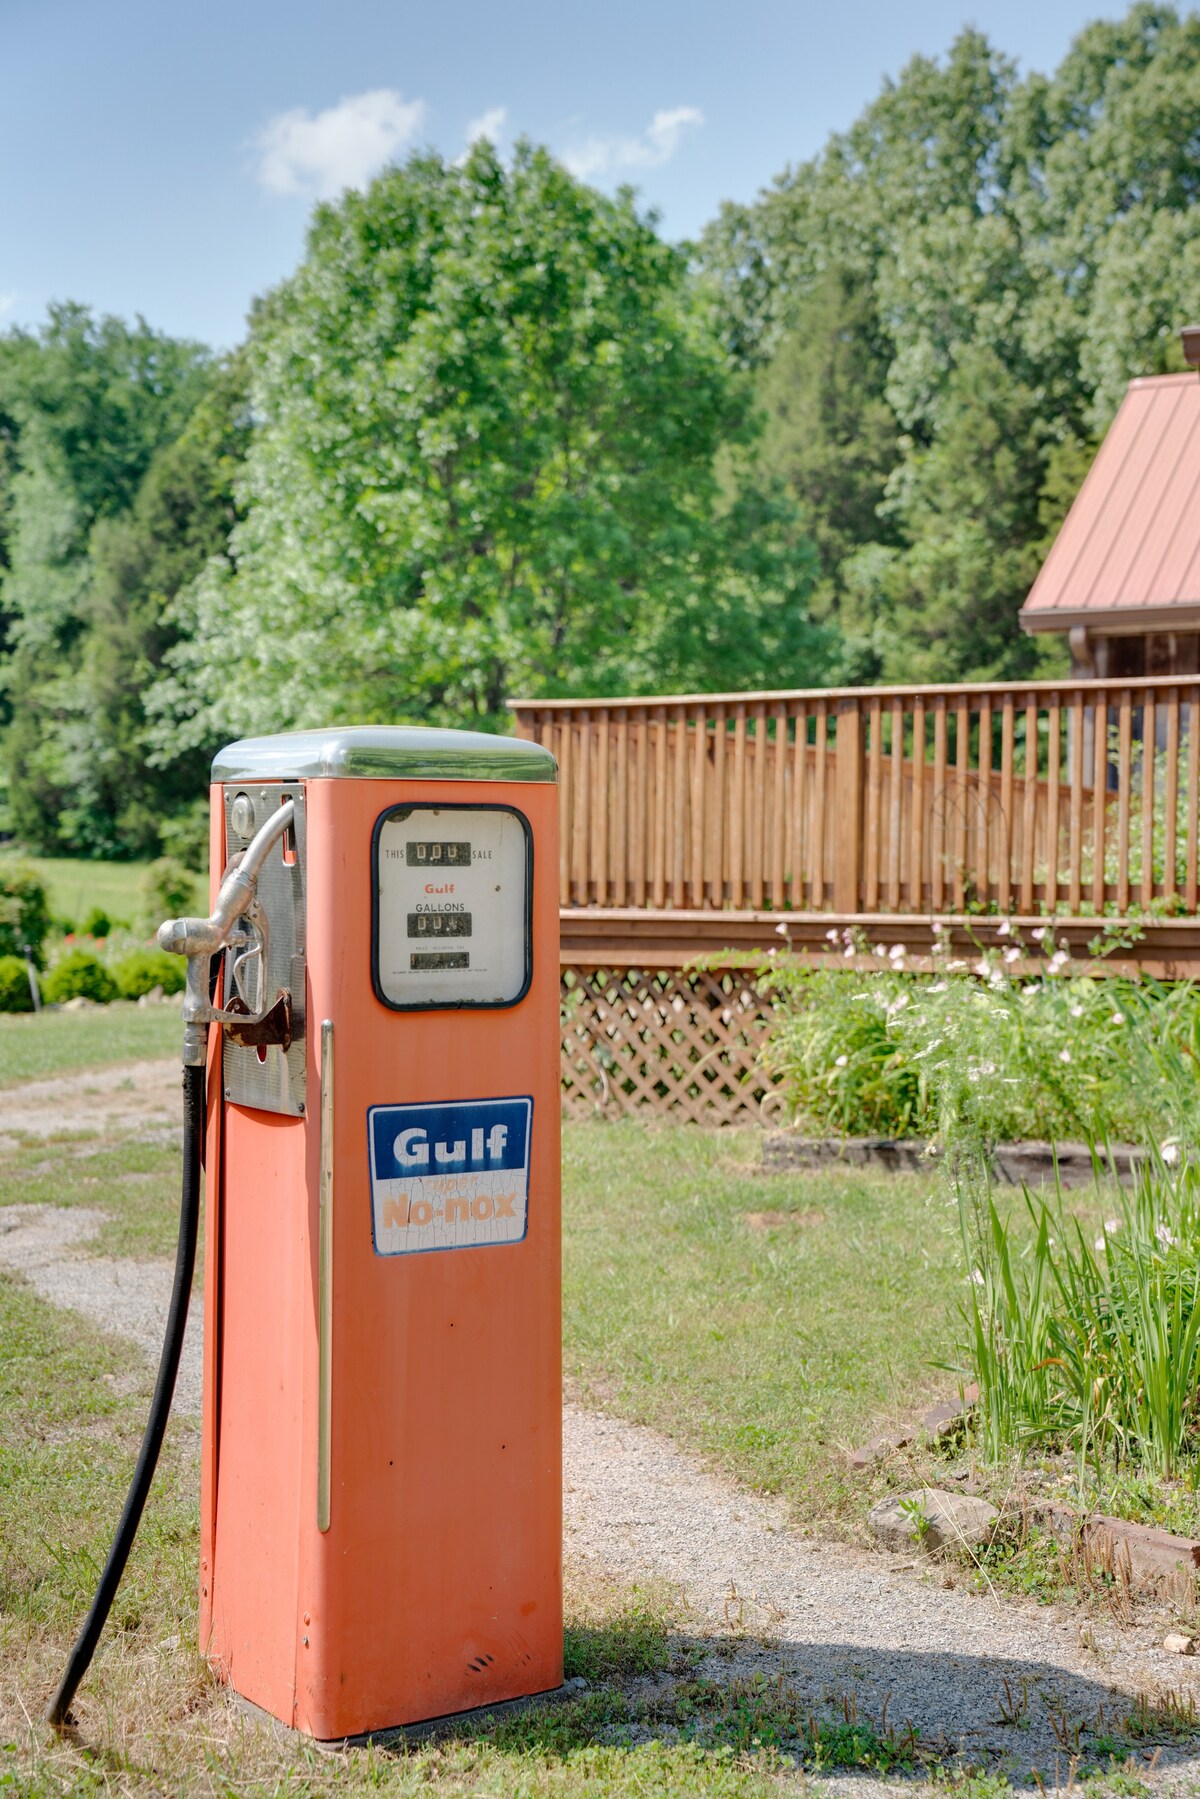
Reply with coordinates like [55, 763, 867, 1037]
[1164, 1633, 1197, 1656]
[869, 1488, 998, 1555]
[61, 995, 95, 1011]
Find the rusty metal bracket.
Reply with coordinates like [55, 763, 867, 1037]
[221, 990, 292, 1051]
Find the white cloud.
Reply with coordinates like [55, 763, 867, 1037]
[564, 105, 703, 180]
[255, 89, 426, 199]
[465, 105, 507, 149]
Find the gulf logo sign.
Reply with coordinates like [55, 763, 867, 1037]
[367, 1097, 531, 1256]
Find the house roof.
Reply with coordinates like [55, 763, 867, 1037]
[1021, 372, 1200, 634]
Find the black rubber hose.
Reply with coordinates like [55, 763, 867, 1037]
[47, 1060, 206, 1729]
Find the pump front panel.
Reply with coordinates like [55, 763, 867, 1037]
[204, 754, 561, 1742]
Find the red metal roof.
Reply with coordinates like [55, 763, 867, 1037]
[1021, 372, 1200, 633]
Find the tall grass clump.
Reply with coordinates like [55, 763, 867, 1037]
[961, 1156, 1200, 1480]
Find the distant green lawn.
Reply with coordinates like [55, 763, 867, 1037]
[1, 853, 204, 929]
[0, 1003, 182, 1085]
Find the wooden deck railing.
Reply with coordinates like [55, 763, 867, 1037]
[510, 676, 1200, 917]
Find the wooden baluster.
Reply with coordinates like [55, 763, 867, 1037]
[690, 704, 706, 908]
[574, 713, 591, 908]
[671, 704, 687, 908]
[1116, 689, 1132, 913]
[1020, 701, 1038, 915]
[865, 694, 882, 911]
[558, 716, 572, 907]
[633, 707, 648, 908]
[911, 698, 925, 913]
[887, 696, 903, 911]
[1093, 693, 1108, 914]
[954, 699, 969, 912]
[1045, 697, 1061, 913]
[813, 700, 828, 908]
[1188, 687, 1200, 914]
[1141, 693, 1156, 909]
[833, 697, 862, 912]
[999, 695, 1014, 915]
[790, 704, 807, 908]
[1069, 691, 1084, 912]
[977, 697, 993, 908]
[593, 707, 609, 905]
[750, 701, 768, 909]
[731, 703, 746, 908]
[712, 703, 727, 906]
[653, 704, 668, 910]
[771, 706, 788, 909]
[1165, 687, 1180, 902]
[931, 697, 947, 913]
[614, 707, 628, 907]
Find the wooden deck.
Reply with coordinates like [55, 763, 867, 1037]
[511, 678, 1200, 1120]
[513, 674, 1200, 923]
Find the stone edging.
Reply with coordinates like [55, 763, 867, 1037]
[765, 1132, 1146, 1188]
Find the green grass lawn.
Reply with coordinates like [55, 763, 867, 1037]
[1, 852, 205, 929]
[0, 1003, 183, 1085]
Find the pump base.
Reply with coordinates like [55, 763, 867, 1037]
[231, 1683, 575, 1750]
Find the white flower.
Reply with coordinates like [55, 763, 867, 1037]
[825, 928, 839, 943]
[971, 1269, 986, 1286]
[1059, 1049, 1072, 1064]
[997, 920, 1012, 937]
[889, 943, 906, 961]
[835, 1054, 849, 1068]
[843, 944, 855, 958]
[1048, 951, 1069, 974]
[974, 960, 990, 978]
[1104, 1218, 1121, 1235]
[1031, 926, 1047, 943]
[1156, 1222, 1179, 1250]
[929, 981, 948, 993]
[1162, 1142, 1180, 1166]
[873, 944, 886, 958]
[931, 920, 944, 936]
[947, 959, 967, 972]
[1111, 1012, 1125, 1026]
[1095, 1237, 1107, 1253]
[775, 922, 789, 936]
[1070, 1004, 1083, 1018]
[1003, 946, 1021, 963]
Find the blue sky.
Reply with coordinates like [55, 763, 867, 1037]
[3, 0, 1123, 351]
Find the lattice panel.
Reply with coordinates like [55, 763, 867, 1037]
[560, 965, 778, 1125]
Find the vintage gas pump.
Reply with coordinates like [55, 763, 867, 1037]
[49, 727, 562, 1739]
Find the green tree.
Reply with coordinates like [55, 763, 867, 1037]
[153, 142, 825, 751]
[702, 4, 1200, 683]
[0, 309, 234, 854]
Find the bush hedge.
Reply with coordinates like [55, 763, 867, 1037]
[0, 861, 51, 966]
[111, 947, 186, 999]
[0, 953, 35, 1012]
[42, 949, 118, 1006]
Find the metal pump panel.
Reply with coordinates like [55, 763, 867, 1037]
[220, 782, 307, 1116]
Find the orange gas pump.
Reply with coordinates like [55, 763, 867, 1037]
[49, 728, 562, 1740]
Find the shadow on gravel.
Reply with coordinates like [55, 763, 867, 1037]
[381, 1633, 1200, 1785]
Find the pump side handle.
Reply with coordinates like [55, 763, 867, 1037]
[158, 799, 295, 1067]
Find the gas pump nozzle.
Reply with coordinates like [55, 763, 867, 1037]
[158, 799, 296, 1067]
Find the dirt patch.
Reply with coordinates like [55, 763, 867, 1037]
[0, 1059, 181, 1146]
[743, 1208, 827, 1231]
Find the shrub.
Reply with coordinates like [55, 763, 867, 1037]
[0, 953, 36, 1012]
[158, 798, 210, 873]
[81, 906, 112, 939]
[42, 949, 118, 1006]
[0, 860, 51, 966]
[139, 857, 197, 933]
[111, 947, 186, 1000]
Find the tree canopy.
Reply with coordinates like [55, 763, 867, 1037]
[152, 141, 823, 756]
